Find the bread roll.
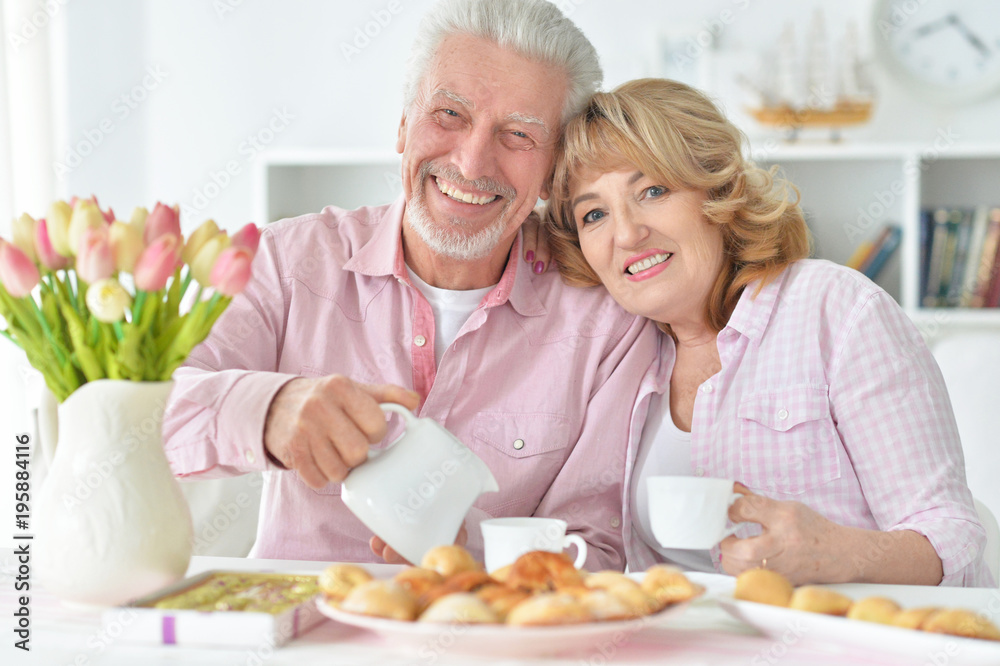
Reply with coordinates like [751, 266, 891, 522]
[891, 607, 939, 630]
[420, 545, 481, 577]
[393, 567, 444, 598]
[506, 551, 585, 593]
[339, 580, 418, 621]
[734, 568, 794, 607]
[475, 584, 531, 621]
[846, 597, 901, 625]
[506, 592, 593, 626]
[788, 586, 852, 616]
[922, 609, 1000, 641]
[418, 592, 499, 624]
[641, 564, 704, 607]
[318, 564, 373, 603]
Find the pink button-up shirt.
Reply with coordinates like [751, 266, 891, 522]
[163, 197, 658, 569]
[622, 259, 992, 586]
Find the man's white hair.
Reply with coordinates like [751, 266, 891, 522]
[403, 0, 602, 125]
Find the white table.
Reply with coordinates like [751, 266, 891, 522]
[3, 548, 999, 665]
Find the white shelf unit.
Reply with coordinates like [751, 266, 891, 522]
[257, 145, 1000, 336]
[254, 150, 402, 226]
[750, 143, 1000, 334]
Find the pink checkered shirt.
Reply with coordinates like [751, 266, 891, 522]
[162, 197, 658, 569]
[622, 259, 993, 586]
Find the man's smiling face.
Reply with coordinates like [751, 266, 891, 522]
[396, 33, 568, 262]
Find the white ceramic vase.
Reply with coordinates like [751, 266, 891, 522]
[34, 379, 193, 606]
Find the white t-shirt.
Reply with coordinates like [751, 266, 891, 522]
[630, 391, 716, 572]
[406, 267, 494, 366]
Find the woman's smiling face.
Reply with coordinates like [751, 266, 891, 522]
[571, 169, 726, 327]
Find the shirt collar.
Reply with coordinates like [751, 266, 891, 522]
[343, 195, 546, 318]
[723, 265, 790, 345]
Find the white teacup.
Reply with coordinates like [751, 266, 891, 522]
[480, 517, 587, 573]
[647, 476, 742, 550]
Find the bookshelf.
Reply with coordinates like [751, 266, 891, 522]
[256, 144, 1000, 339]
[750, 143, 1000, 336]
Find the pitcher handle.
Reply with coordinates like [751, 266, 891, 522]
[369, 403, 418, 459]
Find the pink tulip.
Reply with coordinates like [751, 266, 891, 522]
[143, 202, 182, 245]
[209, 247, 253, 297]
[230, 223, 260, 255]
[70, 195, 114, 224]
[0, 239, 41, 298]
[75, 227, 114, 283]
[134, 234, 180, 291]
[35, 219, 71, 270]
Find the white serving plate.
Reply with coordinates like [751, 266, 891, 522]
[718, 584, 1000, 666]
[317, 595, 694, 658]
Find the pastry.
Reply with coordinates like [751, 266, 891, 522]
[475, 584, 531, 621]
[318, 563, 373, 603]
[891, 607, 939, 630]
[578, 589, 635, 621]
[846, 597, 901, 625]
[641, 564, 704, 607]
[788, 586, 852, 616]
[506, 551, 585, 593]
[418, 592, 499, 624]
[506, 592, 593, 626]
[733, 568, 794, 607]
[339, 580, 419, 621]
[490, 563, 513, 583]
[419, 570, 495, 609]
[420, 545, 481, 577]
[393, 567, 444, 598]
[921, 609, 1000, 641]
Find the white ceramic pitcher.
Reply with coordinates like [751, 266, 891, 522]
[341, 404, 499, 564]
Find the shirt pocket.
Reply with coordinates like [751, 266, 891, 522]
[737, 386, 841, 496]
[471, 412, 574, 515]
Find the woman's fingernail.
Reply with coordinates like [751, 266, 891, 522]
[526, 250, 535, 263]
[534, 261, 545, 274]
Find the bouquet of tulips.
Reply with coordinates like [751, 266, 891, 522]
[0, 197, 259, 402]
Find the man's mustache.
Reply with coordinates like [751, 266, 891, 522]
[419, 161, 516, 201]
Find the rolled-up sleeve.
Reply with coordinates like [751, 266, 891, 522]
[829, 291, 992, 586]
[163, 229, 296, 479]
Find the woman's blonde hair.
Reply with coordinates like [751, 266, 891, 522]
[547, 78, 810, 336]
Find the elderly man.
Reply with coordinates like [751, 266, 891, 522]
[163, 0, 657, 570]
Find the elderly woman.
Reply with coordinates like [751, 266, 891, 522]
[530, 78, 990, 586]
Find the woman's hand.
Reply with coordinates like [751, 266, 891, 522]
[521, 209, 552, 274]
[719, 484, 943, 586]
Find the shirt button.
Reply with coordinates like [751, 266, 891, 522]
[513, 438, 525, 450]
[701, 384, 713, 394]
[245, 450, 256, 464]
[777, 408, 789, 420]
[414, 335, 427, 347]
[610, 517, 621, 528]
[694, 467, 705, 477]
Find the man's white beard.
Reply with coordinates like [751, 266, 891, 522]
[407, 167, 515, 262]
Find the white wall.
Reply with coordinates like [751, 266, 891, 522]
[48, 0, 1000, 233]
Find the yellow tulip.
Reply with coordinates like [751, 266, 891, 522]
[47, 200, 74, 256]
[182, 219, 220, 264]
[190, 234, 231, 286]
[12, 213, 38, 262]
[109, 221, 145, 273]
[128, 206, 149, 233]
[68, 200, 106, 256]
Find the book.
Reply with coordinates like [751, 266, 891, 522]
[846, 233, 880, 271]
[918, 208, 933, 306]
[858, 226, 893, 274]
[922, 208, 950, 308]
[935, 209, 964, 305]
[971, 208, 1000, 308]
[945, 208, 974, 307]
[863, 225, 902, 281]
[959, 206, 991, 307]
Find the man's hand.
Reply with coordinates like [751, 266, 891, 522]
[263, 375, 420, 489]
[369, 525, 469, 565]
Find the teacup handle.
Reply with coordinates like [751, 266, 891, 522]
[563, 534, 588, 569]
[723, 491, 755, 541]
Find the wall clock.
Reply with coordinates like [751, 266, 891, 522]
[872, 0, 1000, 103]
